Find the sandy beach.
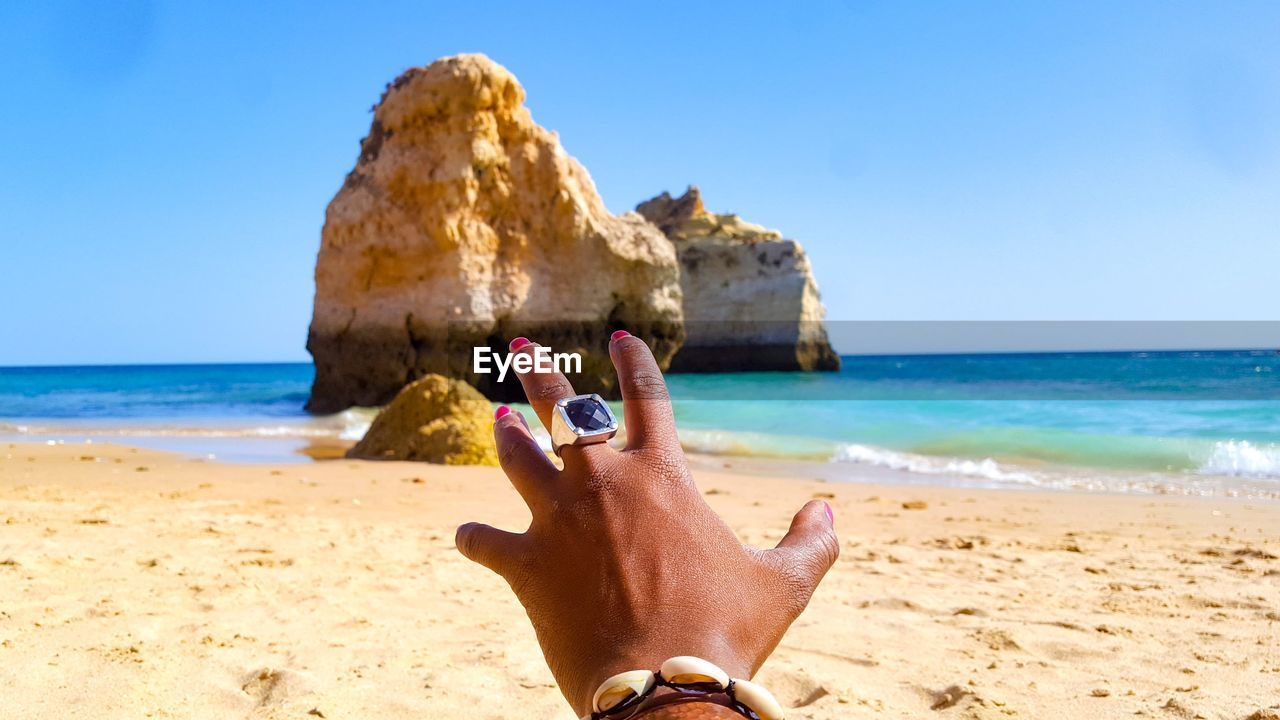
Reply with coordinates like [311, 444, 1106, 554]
[1, 441, 1277, 719]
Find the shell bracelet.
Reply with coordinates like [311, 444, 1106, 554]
[581, 656, 784, 720]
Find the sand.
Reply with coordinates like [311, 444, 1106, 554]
[1, 441, 1277, 719]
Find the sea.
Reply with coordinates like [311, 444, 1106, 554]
[2, 351, 1278, 499]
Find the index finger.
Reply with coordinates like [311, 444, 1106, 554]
[509, 336, 615, 470]
[607, 331, 679, 451]
[508, 337, 578, 431]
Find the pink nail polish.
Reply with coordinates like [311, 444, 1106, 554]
[610, 330, 630, 342]
[494, 405, 511, 420]
[509, 337, 531, 351]
[824, 502, 834, 526]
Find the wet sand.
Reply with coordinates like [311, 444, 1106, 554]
[1, 441, 1277, 719]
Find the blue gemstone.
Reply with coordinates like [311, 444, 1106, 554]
[565, 397, 612, 432]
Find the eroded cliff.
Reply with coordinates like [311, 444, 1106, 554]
[636, 187, 839, 372]
[306, 54, 683, 412]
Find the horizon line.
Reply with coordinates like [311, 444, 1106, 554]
[1, 346, 1277, 370]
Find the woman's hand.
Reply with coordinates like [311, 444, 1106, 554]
[455, 334, 840, 716]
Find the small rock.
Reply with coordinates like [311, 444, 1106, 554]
[347, 375, 499, 465]
[929, 685, 971, 711]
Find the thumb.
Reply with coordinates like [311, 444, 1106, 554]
[769, 500, 840, 594]
[455, 522, 524, 577]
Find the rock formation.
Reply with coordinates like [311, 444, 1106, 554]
[306, 54, 684, 413]
[636, 187, 839, 372]
[347, 374, 498, 464]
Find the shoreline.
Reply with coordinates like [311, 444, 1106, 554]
[6, 429, 1279, 502]
[2, 441, 1278, 719]
[6, 352, 1280, 499]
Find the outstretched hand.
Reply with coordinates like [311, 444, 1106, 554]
[456, 333, 840, 716]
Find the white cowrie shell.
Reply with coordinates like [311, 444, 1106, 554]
[731, 678, 785, 720]
[592, 670, 656, 713]
[659, 656, 730, 690]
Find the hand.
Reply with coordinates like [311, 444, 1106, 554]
[456, 334, 840, 716]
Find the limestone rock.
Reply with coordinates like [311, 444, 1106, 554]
[306, 54, 683, 413]
[347, 374, 498, 465]
[636, 187, 839, 372]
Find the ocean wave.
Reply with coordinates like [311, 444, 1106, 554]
[333, 408, 377, 440]
[0, 407, 378, 442]
[1198, 440, 1280, 478]
[678, 429, 836, 461]
[825, 441, 1280, 498]
[2, 423, 332, 439]
[830, 443, 1038, 484]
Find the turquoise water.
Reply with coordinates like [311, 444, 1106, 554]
[2, 352, 1278, 494]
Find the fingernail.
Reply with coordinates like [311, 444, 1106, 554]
[494, 405, 511, 420]
[509, 337, 531, 351]
[610, 330, 631, 342]
[824, 502, 834, 526]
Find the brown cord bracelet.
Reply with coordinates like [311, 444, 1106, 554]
[581, 656, 783, 720]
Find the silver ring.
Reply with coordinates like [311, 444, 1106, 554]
[550, 393, 618, 456]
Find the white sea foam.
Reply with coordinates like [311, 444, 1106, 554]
[1198, 440, 1280, 478]
[678, 429, 835, 461]
[831, 443, 1038, 484]
[0, 408, 380, 442]
[679, 429, 778, 457]
[333, 408, 378, 440]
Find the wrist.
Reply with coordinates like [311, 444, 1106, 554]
[634, 696, 741, 719]
[573, 638, 751, 715]
[575, 652, 787, 720]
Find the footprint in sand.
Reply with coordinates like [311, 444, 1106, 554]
[973, 628, 1022, 652]
[925, 685, 1011, 718]
[1159, 697, 1205, 719]
[762, 668, 831, 709]
[240, 667, 315, 707]
[861, 597, 935, 613]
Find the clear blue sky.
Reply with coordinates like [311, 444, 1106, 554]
[2, 1, 1278, 365]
